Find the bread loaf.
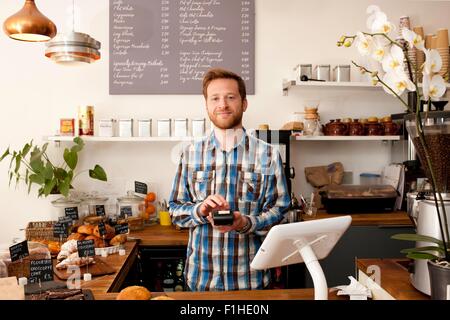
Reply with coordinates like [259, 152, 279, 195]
[77, 225, 95, 235]
[116, 286, 152, 300]
[109, 234, 127, 246]
[67, 233, 86, 241]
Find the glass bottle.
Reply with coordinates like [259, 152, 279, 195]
[162, 263, 175, 292]
[174, 259, 185, 292]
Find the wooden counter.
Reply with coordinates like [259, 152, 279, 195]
[94, 288, 345, 300]
[77, 241, 139, 295]
[130, 211, 412, 247]
[304, 210, 413, 227]
[357, 258, 429, 300]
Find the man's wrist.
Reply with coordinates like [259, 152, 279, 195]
[237, 216, 252, 234]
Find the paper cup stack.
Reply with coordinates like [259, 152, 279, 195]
[436, 29, 449, 80]
[413, 26, 425, 82]
[399, 16, 418, 81]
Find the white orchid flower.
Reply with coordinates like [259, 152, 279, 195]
[368, 10, 395, 34]
[355, 32, 373, 56]
[401, 28, 425, 50]
[382, 71, 416, 96]
[371, 38, 389, 62]
[423, 49, 443, 74]
[382, 45, 405, 73]
[422, 74, 446, 101]
[366, 5, 381, 30]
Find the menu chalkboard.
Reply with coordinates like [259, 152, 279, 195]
[110, 0, 255, 94]
[64, 207, 79, 221]
[95, 205, 106, 216]
[53, 222, 69, 238]
[9, 240, 29, 262]
[77, 240, 95, 258]
[115, 223, 129, 235]
[29, 259, 54, 284]
[134, 181, 148, 195]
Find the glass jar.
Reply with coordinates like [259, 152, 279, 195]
[81, 191, 109, 221]
[116, 190, 145, 231]
[51, 196, 82, 223]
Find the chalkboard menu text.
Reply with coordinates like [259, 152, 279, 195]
[77, 240, 95, 258]
[9, 240, 29, 262]
[110, 0, 255, 94]
[115, 223, 129, 235]
[134, 181, 148, 195]
[29, 259, 54, 284]
[95, 205, 106, 216]
[65, 207, 79, 220]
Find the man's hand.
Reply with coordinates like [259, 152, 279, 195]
[198, 194, 229, 217]
[207, 211, 249, 233]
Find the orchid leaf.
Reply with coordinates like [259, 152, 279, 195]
[406, 252, 440, 260]
[391, 234, 443, 246]
[401, 246, 445, 254]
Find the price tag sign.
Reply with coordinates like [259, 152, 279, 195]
[9, 240, 29, 262]
[115, 223, 129, 235]
[77, 240, 95, 258]
[120, 206, 132, 218]
[95, 205, 106, 216]
[29, 259, 53, 284]
[53, 222, 69, 238]
[58, 216, 73, 226]
[97, 222, 106, 237]
[134, 181, 148, 195]
[64, 207, 79, 220]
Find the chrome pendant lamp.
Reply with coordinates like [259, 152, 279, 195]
[3, 0, 57, 42]
[45, 0, 100, 64]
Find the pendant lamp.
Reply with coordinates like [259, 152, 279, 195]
[45, 1, 100, 64]
[3, 0, 57, 42]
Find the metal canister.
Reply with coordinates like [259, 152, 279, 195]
[333, 65, 351, 82]
[315, 64, 331, 81]
[174, 118, 188, 137]
[137, 119, 152, 137]
[78, 106, 94, 136]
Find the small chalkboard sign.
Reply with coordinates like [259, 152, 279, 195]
[120, 206, 132, 218]
[95, 205, 106, 216]
[115, 223, 129, 235]
[77, 240, 95, 258]
[53, 222, 69, 238]
[9, 240, 29, 262]
[134, 181, 148, 195]
[58, 216, 73, 226]
[29, 259, 53, 284]
[64, 207, 79, 220]
[97, 222, 106, 237]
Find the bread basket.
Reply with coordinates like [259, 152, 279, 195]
[25, 221, 68, 242]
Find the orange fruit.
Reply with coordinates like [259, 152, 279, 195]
[145, 192, 156, 202]
[146, 203, 156, 214]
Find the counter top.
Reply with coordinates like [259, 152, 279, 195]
[357, 258, 429, 300]
[130, 211, 412, 247]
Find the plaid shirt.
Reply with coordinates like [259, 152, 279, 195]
[169, 129, 290, 291]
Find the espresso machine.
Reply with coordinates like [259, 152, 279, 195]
[404, 111, 450, 296]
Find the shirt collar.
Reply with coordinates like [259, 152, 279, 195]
[207, 128, 248, 152]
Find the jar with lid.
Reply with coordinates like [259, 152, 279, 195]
[81, 191, 109, 223]
[333, 65, 351, 82]
[116, 190, 145, 231]
[303, 113, 321, 136]
[51, 195, 83, 224]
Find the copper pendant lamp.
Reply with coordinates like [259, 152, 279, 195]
[3, 0, 57, 42]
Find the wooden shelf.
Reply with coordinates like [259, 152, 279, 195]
[291, 135, 401, 141]
[44, 135, 198, 142]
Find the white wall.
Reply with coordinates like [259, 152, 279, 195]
[0, 0, 449, 244]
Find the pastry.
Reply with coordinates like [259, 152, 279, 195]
[152, 295, 175, 300]
[116, 286, 152, 300]
[67, 233, 86, 241]
[55, 252, 95, 270]
[57, 239, 79, 261]
[109, 234, 127, 246]
[84, 235, 106, 248]
[93, 224, 115, 240]
[77, 225, 95, 235]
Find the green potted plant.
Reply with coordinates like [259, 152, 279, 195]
[337, 5, 449, 300]
[0, 137, 107, 197]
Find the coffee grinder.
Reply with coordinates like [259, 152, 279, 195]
[405, 111, 450, 296]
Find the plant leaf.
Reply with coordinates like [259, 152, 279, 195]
[401, 246, 445, 254]
[63, 149, 78, 170]
[25, 169, 29, 185]
[9, 172, 13, 186]
[29, 174, 45, 185]
[59, 179, 70, 197]
[41, 143, 48, 154]
[0, 148, 10, 162]
[71, 137, 85, 152]
[54, 168, 68, 180]
[89, 165, 107, 181]
[44, 162, 53, 180]
[8, 151, 17, 171]
[407, 252, 440, 260]
[21, 143, 31, 158]
[43, 179, 57, 197]
[391, 234, 443, 246]
[14, 154, 22, 174]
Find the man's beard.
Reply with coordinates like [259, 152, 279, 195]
[210, 111, 243, 130]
